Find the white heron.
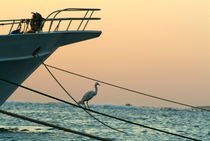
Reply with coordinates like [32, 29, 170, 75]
[78, 82, 100, 108]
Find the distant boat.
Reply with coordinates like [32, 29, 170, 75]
[0, 8, 101, 105]
[125, 104, 132, 106]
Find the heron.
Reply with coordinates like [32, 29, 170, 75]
[78, 82, 100, 108]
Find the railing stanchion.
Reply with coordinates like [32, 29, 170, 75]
[77, 10, 89, 31]
[22, 20, 27, 33]
[66, 20, 72, 31]
[24, 19, 30, 33]
[54, 20, 62, 31]
[83, 10, 94, 31]
[9, 20, 15, 35]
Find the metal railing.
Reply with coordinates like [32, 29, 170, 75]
[0, 8, 101, 35]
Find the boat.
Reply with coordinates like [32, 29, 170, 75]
[0, 8, 102, 106]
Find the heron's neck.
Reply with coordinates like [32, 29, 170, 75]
[95, 85, 98, 94]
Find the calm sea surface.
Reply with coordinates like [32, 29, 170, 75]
[0, 102, 209, 141]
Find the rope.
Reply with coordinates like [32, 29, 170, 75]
[0, 109, 111, 141]
[0, 78, 201, 141]
[34, 55, 127, 134]
[45, 64, 210, 112]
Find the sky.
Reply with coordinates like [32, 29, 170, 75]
[1, 0, 209, 107]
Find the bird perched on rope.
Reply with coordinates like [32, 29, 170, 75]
[78, 82, 100, 108]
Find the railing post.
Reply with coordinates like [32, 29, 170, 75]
[48, 10, 62, 33]
[66, 20, 72, 31]
[22, 20, 27, 33]
[24, 19, 30, 33]
[54, 20, 62, 31]
[48, 21, 53, 32]
[83, 10, 94, 31]
[9, 20, 15, 35]
[77, 10, 89, 31]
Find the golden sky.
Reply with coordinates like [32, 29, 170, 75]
[1, 0, 209, 107]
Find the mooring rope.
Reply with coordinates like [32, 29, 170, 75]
[0, 78, 201, 141]
[45, 64, 210, 112]
[34, 55, 127, 134]
[0, 109, 111, 141]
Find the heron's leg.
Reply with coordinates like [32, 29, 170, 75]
[87, 101, 90, 109]
[83, 101, 87, 108]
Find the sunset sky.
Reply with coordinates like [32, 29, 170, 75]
[1, 0, 209, 107]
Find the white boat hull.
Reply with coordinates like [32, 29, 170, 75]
[0, 31, 101, 105]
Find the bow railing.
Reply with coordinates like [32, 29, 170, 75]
[0, 8, 101, 35]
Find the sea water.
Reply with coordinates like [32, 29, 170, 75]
[0, 102, 209, 141]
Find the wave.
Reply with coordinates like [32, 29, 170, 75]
[0, 126, 54, 133]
